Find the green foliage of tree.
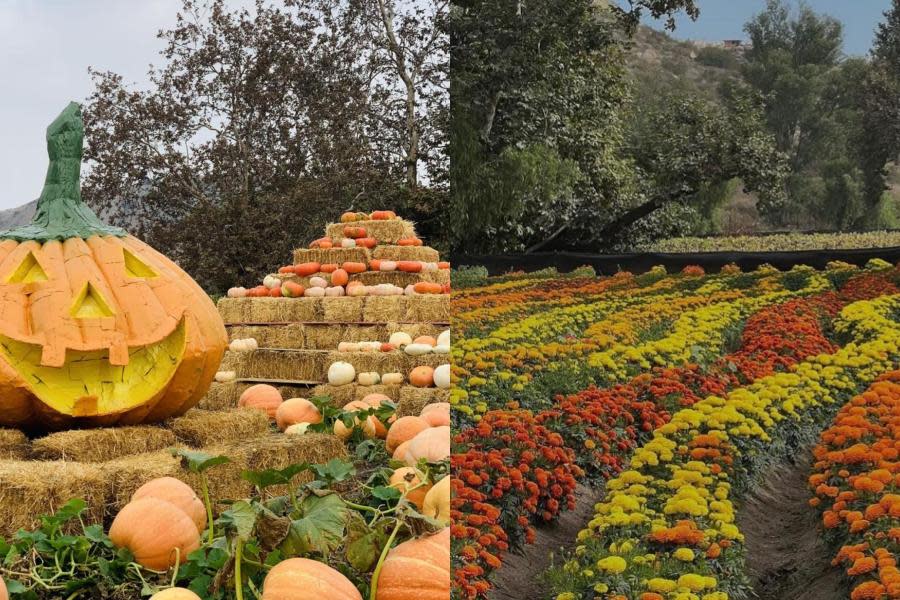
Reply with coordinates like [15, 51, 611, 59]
[84, 0, 447, 293]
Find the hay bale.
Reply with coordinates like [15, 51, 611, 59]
[199, 381, 316, 411]
[292, 247, 370, 266]
[228, 324, 306, 348]
[168, 409, 271, 447]
[220, 349, 328, 382]
[0, 429, 29, 459]
[372, 245, 441, 262]
[102, 449, 250, 513]
[31, 426, 177, 462]
[398, 386, 449, 417]
[363, 296, 408, 322]
[325, 219, 416, 244]
[218, 298, 324, 324]
[405, 294, 450, 322]
[322, 296, 365, 322]
[0, 460, 107, 536]
[310, 383, 398, 406]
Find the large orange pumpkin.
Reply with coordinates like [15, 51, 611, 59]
[150, 589, 202, 600]
[239, 384, 283, 419]
[0, 576, 6, 600]
[385, 416, 430, 453]
[109, 498, 201, 570]
[131, 477, 206, 533]
[275, 397, 322, 431]
[262, 557, 362, 600]
[0, 104, 226, 430]
[375, 528, 450, 600]
[403, 426, 450, 466]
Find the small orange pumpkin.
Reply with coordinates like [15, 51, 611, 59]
[239, 384, 283, 419]
[403, 426, 450, 465]
[0, 576, 6, 600]
[331, 268, 349, 287]
[420, 402, 450, 427]
[262, 557, 362, 600]
[414, 282, 443, 295]
[389, 467, 432, 510]
[355, 237, 377, 249]
[370, 210, 396, 220]
[275, 398, 322, 431]
[334, 400, 378, 440]
[397, 261, 423, 273]
[150, 589, 202, 600]
[320, 263, 338, 273]
[343, 226, 367, 239]
[397, 238, 423, 247]
[109, 498, 200, 570]
[294, 262, 321, 277]
[342, 261, 367, 274]
[410, 366, 435, 388]
[310, 237, 333, 249]
[375, 528, 449, 600]
[386, 416, 430, 453]
[132, 477, 206, 533]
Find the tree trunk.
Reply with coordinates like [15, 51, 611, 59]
[376, 0, 419, 189]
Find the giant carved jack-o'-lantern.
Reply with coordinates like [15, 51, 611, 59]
[0, 103, 227, 429]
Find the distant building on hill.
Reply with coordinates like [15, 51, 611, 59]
[689, 38, 753, 53]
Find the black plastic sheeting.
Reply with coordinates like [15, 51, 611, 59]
[453, 247, 900, 276]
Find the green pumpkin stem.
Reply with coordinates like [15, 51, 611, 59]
[0, 102, 126, 241]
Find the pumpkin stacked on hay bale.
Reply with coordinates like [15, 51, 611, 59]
[209, 210, 451, 417]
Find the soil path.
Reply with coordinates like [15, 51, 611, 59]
[490, 483, 604, 600]
[739, 449, 846, 600]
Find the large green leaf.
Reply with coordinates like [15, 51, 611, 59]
[279, 493, 348, 556]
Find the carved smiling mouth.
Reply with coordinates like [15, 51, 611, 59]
[0, 320, 187, 417]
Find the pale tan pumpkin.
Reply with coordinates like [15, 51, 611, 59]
[389, 467, 432, 510]
[375, 528, 450, 600]
[109, 498, 201, 570]
[275, 398, 322, 431]
[403, 426, 450, 466]
[392, 439, 412, 462]
[423, 475, 450, 524]
[386, 416, 430, 453]
[420, 402, 450, 427]
[149, 588, 202, 600]
[132, 477, 206, 533]
[262, 557, 362, 600]
[239, 384, 283, 419]
[333, 400, 378, 440]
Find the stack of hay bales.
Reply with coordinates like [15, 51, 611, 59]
[210, 215, 450, 417]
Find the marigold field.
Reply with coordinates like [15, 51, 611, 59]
[450, 260, 900, 600]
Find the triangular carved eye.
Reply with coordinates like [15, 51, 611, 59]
[7, 251, 48, 283]
[71, 282, 115, 318]
[123, 248, 158, 279]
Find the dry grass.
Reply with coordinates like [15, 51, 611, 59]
[323, 297, 366, 322]
[227, 322, 444, 350]
[372, 245, 440, 262]
[219, 295, 449, 325]
[168, 409, 271, 447]
[398, 386, 449, 417]
[325, 219, 416, 244]
[218, 298, 323, 324]
[103, 433, 347, 512]
[31, 426, 177, 462]
[0, 429, 30, 459]
[0, 460, 107, 536]
[292, 247, 370, 265]
[405, 294, 450, 322]
[199, 381, 316, 411]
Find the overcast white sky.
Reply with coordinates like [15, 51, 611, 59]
[0, 0, 249, 210]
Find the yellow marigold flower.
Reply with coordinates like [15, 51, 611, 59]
[646, 578, 677, 593]
[593, 583, 609, 594]
[596, 556, 627, 574]
[673, 548, 696, 561]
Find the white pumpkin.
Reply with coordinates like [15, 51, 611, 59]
[379, 260, 398, 272]
[348, 284, 369, 297]
[338, 342, 359, 353]
[437, 330, 450, 347]
[309, 276, 328, 288]
[229, 338, 258, 352]
[404, 284, 417, 296]
[341, 238, 357, 248]
[215, 370, 237, 383]
[404, 343, 433, 356]
[304, 286, 326, 297]
[325, 286, 345, 297]
[421, 262, 438, 272]
[328, 361, 356, 386]
[357, 372, 381, 386]
[389, 332, 413, 347]
[263, 275, 280, 289]
[227, 286, 248, 298]
[285, 423, 311, 436]
[381, 372, 404, 385]
[359, 341, 381, 352]
[434, 364, 451, 389]
[433, 344, 450, 355]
